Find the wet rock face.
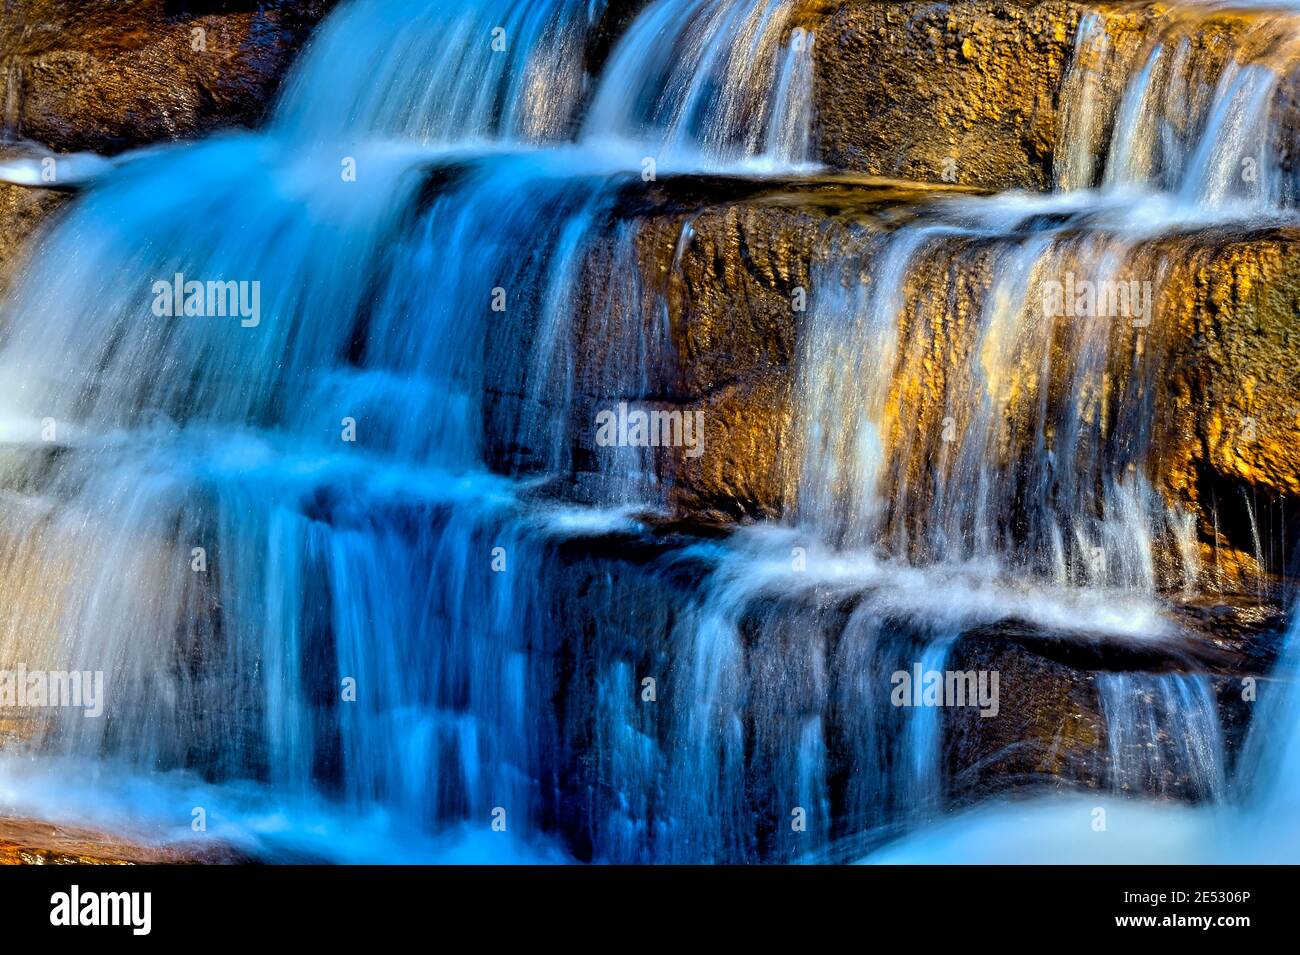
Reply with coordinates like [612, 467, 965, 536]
[633, 203, 821, 523]
[946, 634, 1106, 799]
[0, 816, 240, 863]
[0, 182, 66, 301]
[0, 1, 338, 326]
[945, 626, 1265, 807]
[554, 186, 1300, 596]
[804, 0, 1300, 194]
[554, 179, 967, 525]
[0, 0, 338, 153]
[1152, 231, 1300, 584]
[812, 0, 1086, 190]
[532, 542, 1267, 862]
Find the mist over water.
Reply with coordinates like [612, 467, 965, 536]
[0, 0, 1296, 863]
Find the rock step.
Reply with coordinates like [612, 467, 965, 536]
[464, 173, 1298, 597]
[460, 522, 1274, 860]
[6, 0, 1300, 197]
[0, 816, 239, 864]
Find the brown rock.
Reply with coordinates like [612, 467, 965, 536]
[565, 180, 1300, 593]
[0, 181, 66, 302]
[0, 816, 239, 864]
[1153, 230, 1300, 586]
[811, 0, 1088, 189]
[0, 1, 338, 154]
[563, 177, 973, 524]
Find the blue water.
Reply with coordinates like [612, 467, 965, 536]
[0, 0, 1294, 864]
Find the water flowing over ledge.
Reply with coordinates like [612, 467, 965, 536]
[0, 0, 1296, 864]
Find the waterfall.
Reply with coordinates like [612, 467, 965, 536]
[1237, 611, 1300, 862]
[1056, 4, 1300, 208]
[274, 0, 606, 145]
[786, 0, 1300, 597]
[789, 204, 1192, 594]
[583, 0, 816, 167]
[0, 0, 827, 862]
[0, 0, 1295, 865]
[765, 28, 816, 166]
[901, 636, 958, 811]
[1097, 672, 1227, 802]
[863, 610, 1295, 864]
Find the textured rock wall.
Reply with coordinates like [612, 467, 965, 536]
[0, 181, 65, 301]
[0, 1, 338, 153]
[554, 184, 1300, 596]
[811, 0, 1088, 189]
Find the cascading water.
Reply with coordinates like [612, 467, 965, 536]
[0, 0, 1296, 865]
[274, 0, 605, 145]
[855, 0, 1300, 862]
[789, 207, 1195, 592]
[584, 0, 817, 167]
[1056, 5, 1300, 207]
[0, 0, 827, 862]
[1097, 672, 1227, 802]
